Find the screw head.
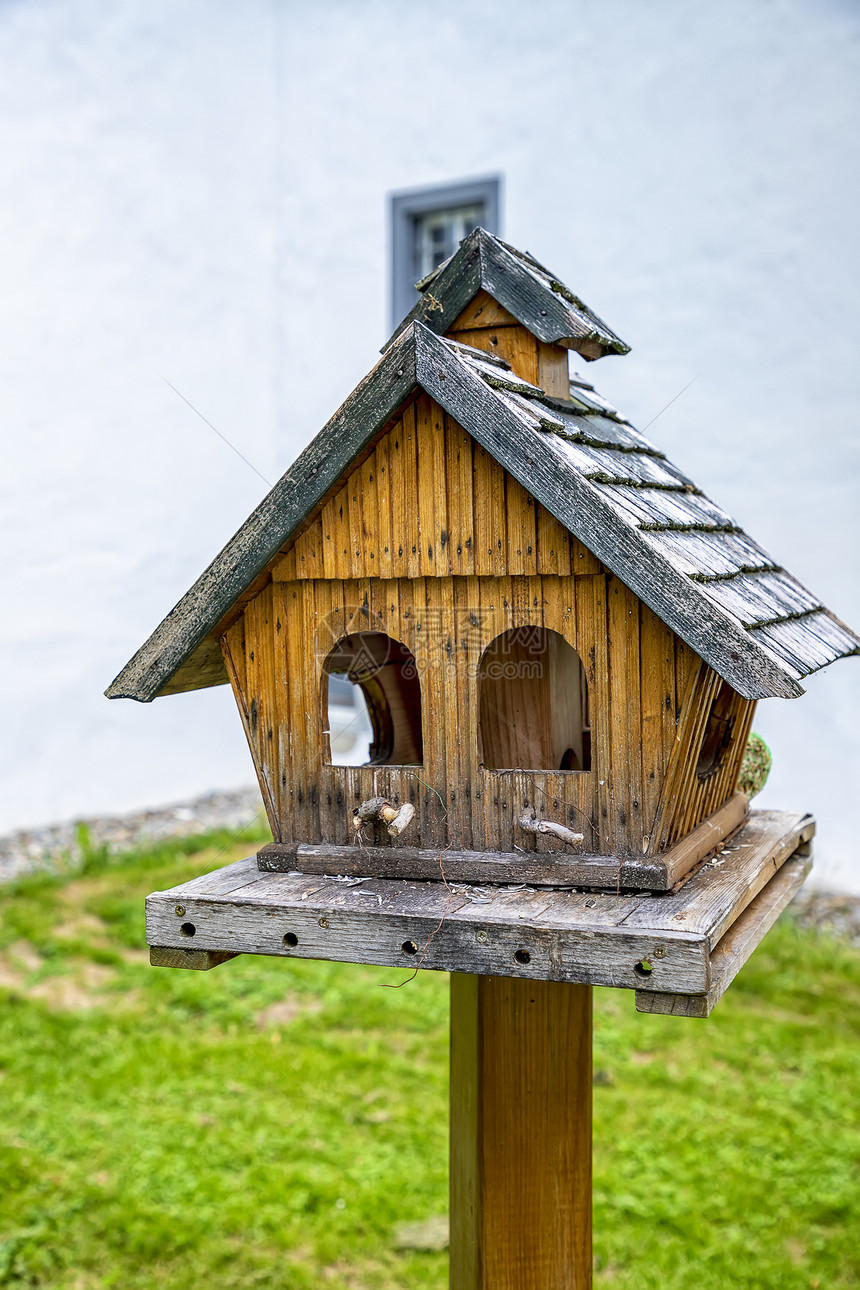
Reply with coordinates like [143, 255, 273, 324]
[175, 905, 186, 917]
[653, 946, 667, 959]
[318, 916, 329, 929]
[476, 930, 488, 944]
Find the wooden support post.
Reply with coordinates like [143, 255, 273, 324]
[450, 974, 593, 1290]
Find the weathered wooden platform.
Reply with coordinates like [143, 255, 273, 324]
[147, 809, 813, 1017]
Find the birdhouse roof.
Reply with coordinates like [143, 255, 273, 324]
[107, 328, 859, 706]
[383, 228, 630, 361]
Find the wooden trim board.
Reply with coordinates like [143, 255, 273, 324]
[256, 792, 749, 892]
[149, 946, 239, 971]
[147, 809, 812, 1005]
[634, 849, 812, 1018]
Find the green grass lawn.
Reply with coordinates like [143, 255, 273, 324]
[1, 827, 858, 1289]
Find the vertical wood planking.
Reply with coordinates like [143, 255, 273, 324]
[419, 574, 448, 848]
[374, 434, 393, 580]
[401, 402, 421, 578]
[270, 582, 294, 840]
[386, 411, 409, 576]
[505, 476, 537, 577]
[265, 411, 610, 584]
[445, 323, 540, 387]
[320, 493, 339, 580]
[415, 393, 447, 575]
[272, 545, 297, 582]
[570, 534, 602, 577]
[244, 587, 281, 838]
[606, 577, 642, 855]
[243, 553, 735, 862]
[536, 340, 571, 398]
[587, 575, 612, 854]
[536, 507, 571, 577]
[293, 517, 324, 579]
[454, 575, 479, 850]
[473, 445, 507, 575]
[445, 414, 475, 576]
[346, 452, 366, 578]
[330, 483, 353, 578]
[664, 666, 721, 846]
[639, 604, 676, 853]
[314, 579, 339, 845]
[220, 619, 276, 837]
[359, 452, 379, 576]
[438, 574, 464, 847]
[477, 577, 503, 850]
[298, 580, 323, 842]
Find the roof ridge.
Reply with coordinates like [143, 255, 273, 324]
[382, 228, 630, 361]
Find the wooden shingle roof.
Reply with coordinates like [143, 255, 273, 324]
[383, 228, 630, 361]
[106, 323, 859, 705]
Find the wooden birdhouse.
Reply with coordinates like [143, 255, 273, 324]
[108, 229, 860, 898]
[110, 234, 860, 1287]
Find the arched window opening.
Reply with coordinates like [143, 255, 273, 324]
[322, 632, 423, 767]
[696, 680, 735, 780]
[478, 627, 591, 772]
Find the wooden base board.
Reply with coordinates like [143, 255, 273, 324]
[257, 793, 750, 894]
[147, 809, 813, 1014]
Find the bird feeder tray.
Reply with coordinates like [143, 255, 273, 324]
[147, 807, 812, 1019]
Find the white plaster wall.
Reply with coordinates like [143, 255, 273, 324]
[1, 0, 858, 889]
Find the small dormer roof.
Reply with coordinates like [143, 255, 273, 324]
[106, 323, 859, 706]
[383, 228, 630, 361]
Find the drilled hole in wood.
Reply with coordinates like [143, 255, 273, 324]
[179, 922, 196, 938]
[401, 940, 419, 956]
[514, 949, 531, 966]
[283, 932, 299, 948]
[634, 959, 653, 977]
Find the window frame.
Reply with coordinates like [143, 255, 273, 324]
[388, 175, 502, 330]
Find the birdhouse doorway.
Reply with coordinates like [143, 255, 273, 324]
[321, 632, 423, 768]
[478, 627, 591, 773]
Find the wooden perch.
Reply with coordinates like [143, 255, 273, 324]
[353, 797, 416, 839]
[518, 805, 584, 848]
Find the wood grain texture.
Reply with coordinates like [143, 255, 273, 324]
[259, 840, 681, 892]
[110, 304, 858, 707]
[145, 809, 811, 995]
[223, 384, 750, 859]
[145, 864, 708, 992]
[237, 565, 672, 855]
[661, 791, 749, 885]
[450, 974, 592, 1290]
[635, 850, 812, 1017]
[623, 810, 815, 948]
[149, 946, 239, 971]
[412, 327, 804, 700]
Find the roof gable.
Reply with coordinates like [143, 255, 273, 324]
[106, 324, 859, 705]
[383, 228, 630, 361]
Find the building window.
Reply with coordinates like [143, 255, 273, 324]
[322, 632, 423, 767]
[478, 627, 591, 772]
[696, 680, 736, 780]
[389, 176, 502, 330]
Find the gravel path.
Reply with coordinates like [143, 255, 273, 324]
[0, 787, 267, 884]
[1, 790, 857, 945]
